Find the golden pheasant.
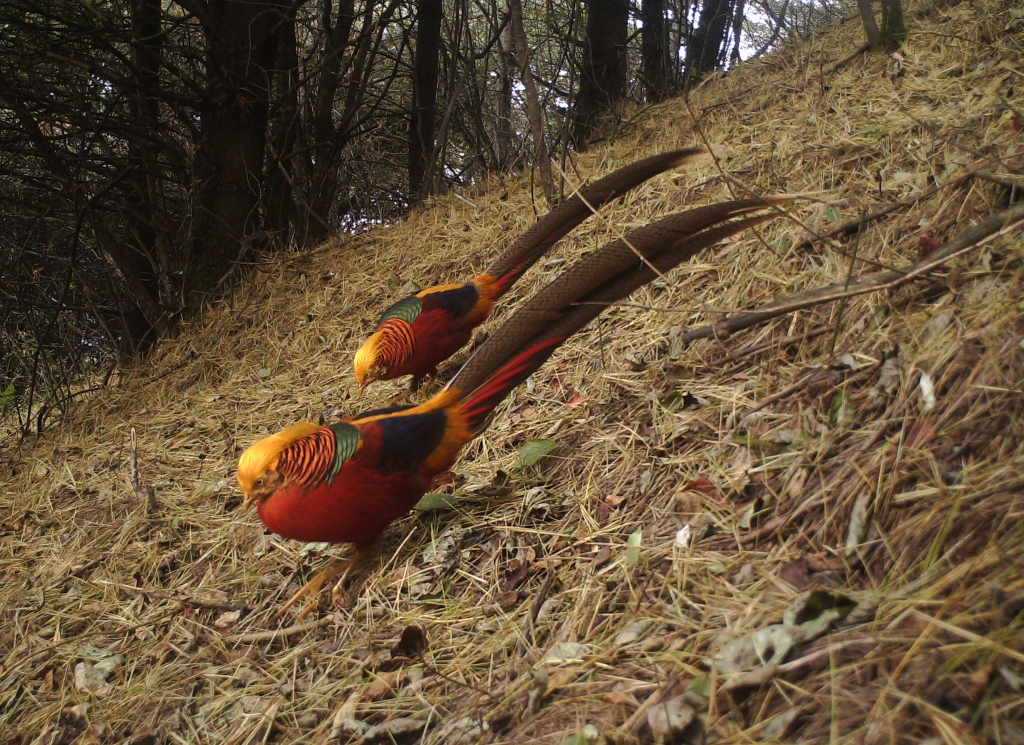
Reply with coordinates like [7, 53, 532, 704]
[239, 195, 793, 614]
[353, 149, 703, 392]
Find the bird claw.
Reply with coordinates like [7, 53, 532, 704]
[330, 580, 350, 608]
[275, 558, 349, 619]
[404, 369, 438, 398]
[419, 369, 440, 394]
[275, 585, 321, 620]
[329, 562, 362, 607]
[297, 598, 321, 619]
[275, 550, 368, 618]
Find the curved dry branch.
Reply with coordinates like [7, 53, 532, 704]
[681, 200, 1024, 345]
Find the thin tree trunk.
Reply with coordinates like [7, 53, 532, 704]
[748, 0, 789, 59]
[409, 0, 443, 201]
[266, 13, 300, 247]
[729, 0, 745, 63]
[89, 208, 169, 336]
[878, 0, 905, 51]
[300, 0, 359, 245]
[574, 0, 629, 147]
[191, 0, 286, 299]
[126, 0, 172, 311]
[684, 0, 732, 87]
[495, 17, 515, 169]
[641, 0, 668, 102]
[855, 0, 880, 48]
[508, 0, 554, 205]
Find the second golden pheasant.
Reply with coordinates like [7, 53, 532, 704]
[353, 149, 703, 392]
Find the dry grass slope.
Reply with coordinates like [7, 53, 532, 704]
[2, 0, 1023, 742]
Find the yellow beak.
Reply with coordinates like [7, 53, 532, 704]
[242, 494, 255, 511]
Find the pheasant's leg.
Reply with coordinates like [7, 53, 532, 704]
[406, 368, 437, 396]
[277, 558, 351, 618]
[423, 368, 438, 392]
[329, 547, 372, 606]
[385, 389, 413, 407]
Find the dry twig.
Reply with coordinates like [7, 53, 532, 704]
[683, 200, 1024, 343]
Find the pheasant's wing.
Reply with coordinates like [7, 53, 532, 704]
[416, 283, 481, 319]
[348, 405, 452, 475]
[376, 283, 480, 328]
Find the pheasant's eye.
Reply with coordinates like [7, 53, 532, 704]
[256, 478, 265, 487]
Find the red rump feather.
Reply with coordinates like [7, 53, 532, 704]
[489, 227, 561, 295]
[491, 265, 527, 296]
[459, 336, 566, 433]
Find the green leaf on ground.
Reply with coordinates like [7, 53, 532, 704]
[519, 438, 558, 466]
[626, 528, 642, 567]
[414, 493, 456, 511]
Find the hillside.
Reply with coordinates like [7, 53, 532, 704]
[2, 0, 1023, 742]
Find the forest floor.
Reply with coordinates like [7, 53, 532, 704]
[2, 0, 1024, 742]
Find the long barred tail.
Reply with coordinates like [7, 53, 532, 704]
[450, 195, 798, 410]
[458, 337, 566, 435]
[484, 149, 704, 297]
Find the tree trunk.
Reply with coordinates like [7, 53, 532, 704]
[508, 0, 554, 205]
[684, 0, 732, 87]
[729, 0, 745, 64]
[265, 12, 300, 248]
[641, 0, 668, 102]
[126, 0, 172, 313]
[574, 0, 629, 147]
[191, 0, 287, 298]
[408, 0, 444, 201]
[495, 17, 515, 169]
[878, 0, 905, 52]
[299, 0, 359, 246]
[855, 0, 880, 48]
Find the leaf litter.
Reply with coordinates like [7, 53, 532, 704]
[3, 0, 1024, 741]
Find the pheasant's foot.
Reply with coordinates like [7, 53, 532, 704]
[330, 575, 353, 608]
[329, 547, 371, 607]
[278, 549, 372, 618]
[407, 369, 441, 397]
[277, 558, 350, 619]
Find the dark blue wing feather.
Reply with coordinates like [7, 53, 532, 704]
[420, 284, 480, 317]
[373, 409, 449, 474]
[355, 402, 418, 419]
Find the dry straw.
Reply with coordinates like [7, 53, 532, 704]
[2, 0, 1023, 742]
